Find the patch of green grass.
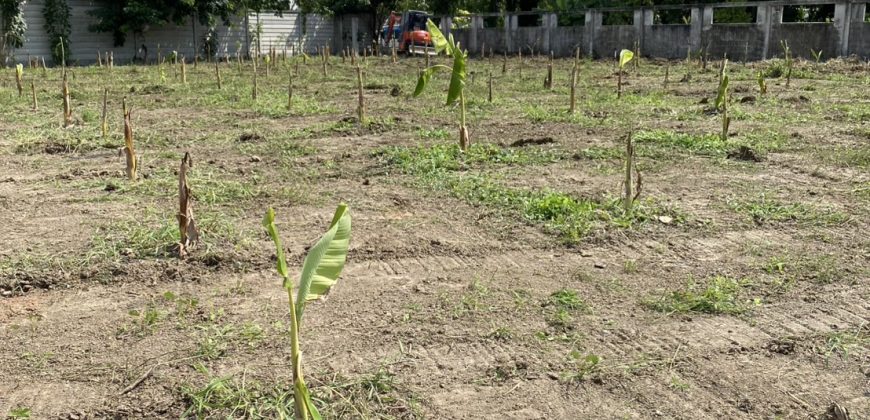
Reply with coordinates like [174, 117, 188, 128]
[7, 407, 31, 419]
[119, 305, 164, 338]
[522, 104, 598, 125]
[380, 144, 684, 242]
[728, 194, 847, 225]
[196, 324, 235, 361]
[546, 289, 588, 311]
[561, 352, 601, 383]
[634, 130, 726, 156]
[644, 276, 756, 315]
[446, 279, 493, 318]
[669, 376, 690, 392]
[634, 129, 786, 158]
[377, 142, 563, 173]
[487, 326, 514, 341]
[417, 127, 451, 139]
[546, 307, 575, 332]
[87, 207, 249, 262]
[182, 368, 420, 419]
[762, 253, 846, 284]
[821, 326, 868, 362]
[818, 145, 870, 169]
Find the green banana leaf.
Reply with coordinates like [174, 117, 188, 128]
[446, 47, 467, 106]
[619, 49, 634, 69]
[263, 208, 291, 289]
[414, 65, 451, 97]
[295, 204, 351, 323]
[427, 19, 450, 55]
[715, 74, 729, 110]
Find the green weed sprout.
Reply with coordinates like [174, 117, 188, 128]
[414, 19, 470, 151]
[617, 49, 633, 98]
[263, 205, 352, 420]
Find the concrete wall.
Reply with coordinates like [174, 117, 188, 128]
[704, 25, 766, 60]
[442, 0, 869, 60]
[644, 25, 691, 59]
[1, 0, 336, 66]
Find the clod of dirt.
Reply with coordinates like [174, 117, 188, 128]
[740, 96, 756, 103]
[698, 97, 709, 105]
[250, 155, 262, 163]
[657, 215, 673, 224]
[784, 95, 810, 103]
[510, 137, 555, 147]
[737, 398, 753, 412]
[43, 142, 71, 154]
[727, 146, 763, 162]
[765, 339, 796, 355]
[390, 85, 402, 97]
[237, 132, 265, 143]
[104, 182, 119, 192]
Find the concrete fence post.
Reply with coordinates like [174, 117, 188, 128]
[351, 16, 359, 54]
[586, 10, 601, 57]
[834, 1, 850, 57]
[504, 13, 512, 53]
[543, 13, 557, 53]
[641, 8, 654, 55]
[848, 3, 867, 56]
[690, 7, 702, 52]
[634, 9, 644, 53]
[470, 16, 478, 54]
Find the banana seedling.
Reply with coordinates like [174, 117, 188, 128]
[177, 152, 199, 258]
[263, 204, 352, 420]
[757, 71, 767, 96]
[617, 49, 633, 98]
[101, 88, 109, 137]
[15, 64, 23, 97]
[716, 59, 731, 142]
[414, 19, 470, 150]
[781, 40, 793, 88]
[30, 81, 37, 111]
[123, 108, 137, 180]
[623, 131, 642, 214]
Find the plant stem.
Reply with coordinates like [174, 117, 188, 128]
[624, 132, 634, 214]
[459, 90, 468, 151]
[285, 281, 309, 420]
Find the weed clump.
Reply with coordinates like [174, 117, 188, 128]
[644, 276, 755, 315]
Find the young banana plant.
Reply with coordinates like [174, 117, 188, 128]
[263, 204, 352, 420]
[716, 60, 731, 142]
[414, 19, 470, 151]
[617, 49, 633, 98]
[15, 64, 23, 97]
[757, 71, 767, 96]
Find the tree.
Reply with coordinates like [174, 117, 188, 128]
[43, 0, 72, 64]
[88, 0, 292, 47]
[1, 0, 27, 53]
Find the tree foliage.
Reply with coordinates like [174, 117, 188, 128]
[43, 0, 71, 64]
[88, 0, 292, 47]
[1, 0, 27, 50]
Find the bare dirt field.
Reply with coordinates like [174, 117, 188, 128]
[0, 52, 868, 419]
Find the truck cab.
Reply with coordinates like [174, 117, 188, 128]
[380, 11, 434, 54]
